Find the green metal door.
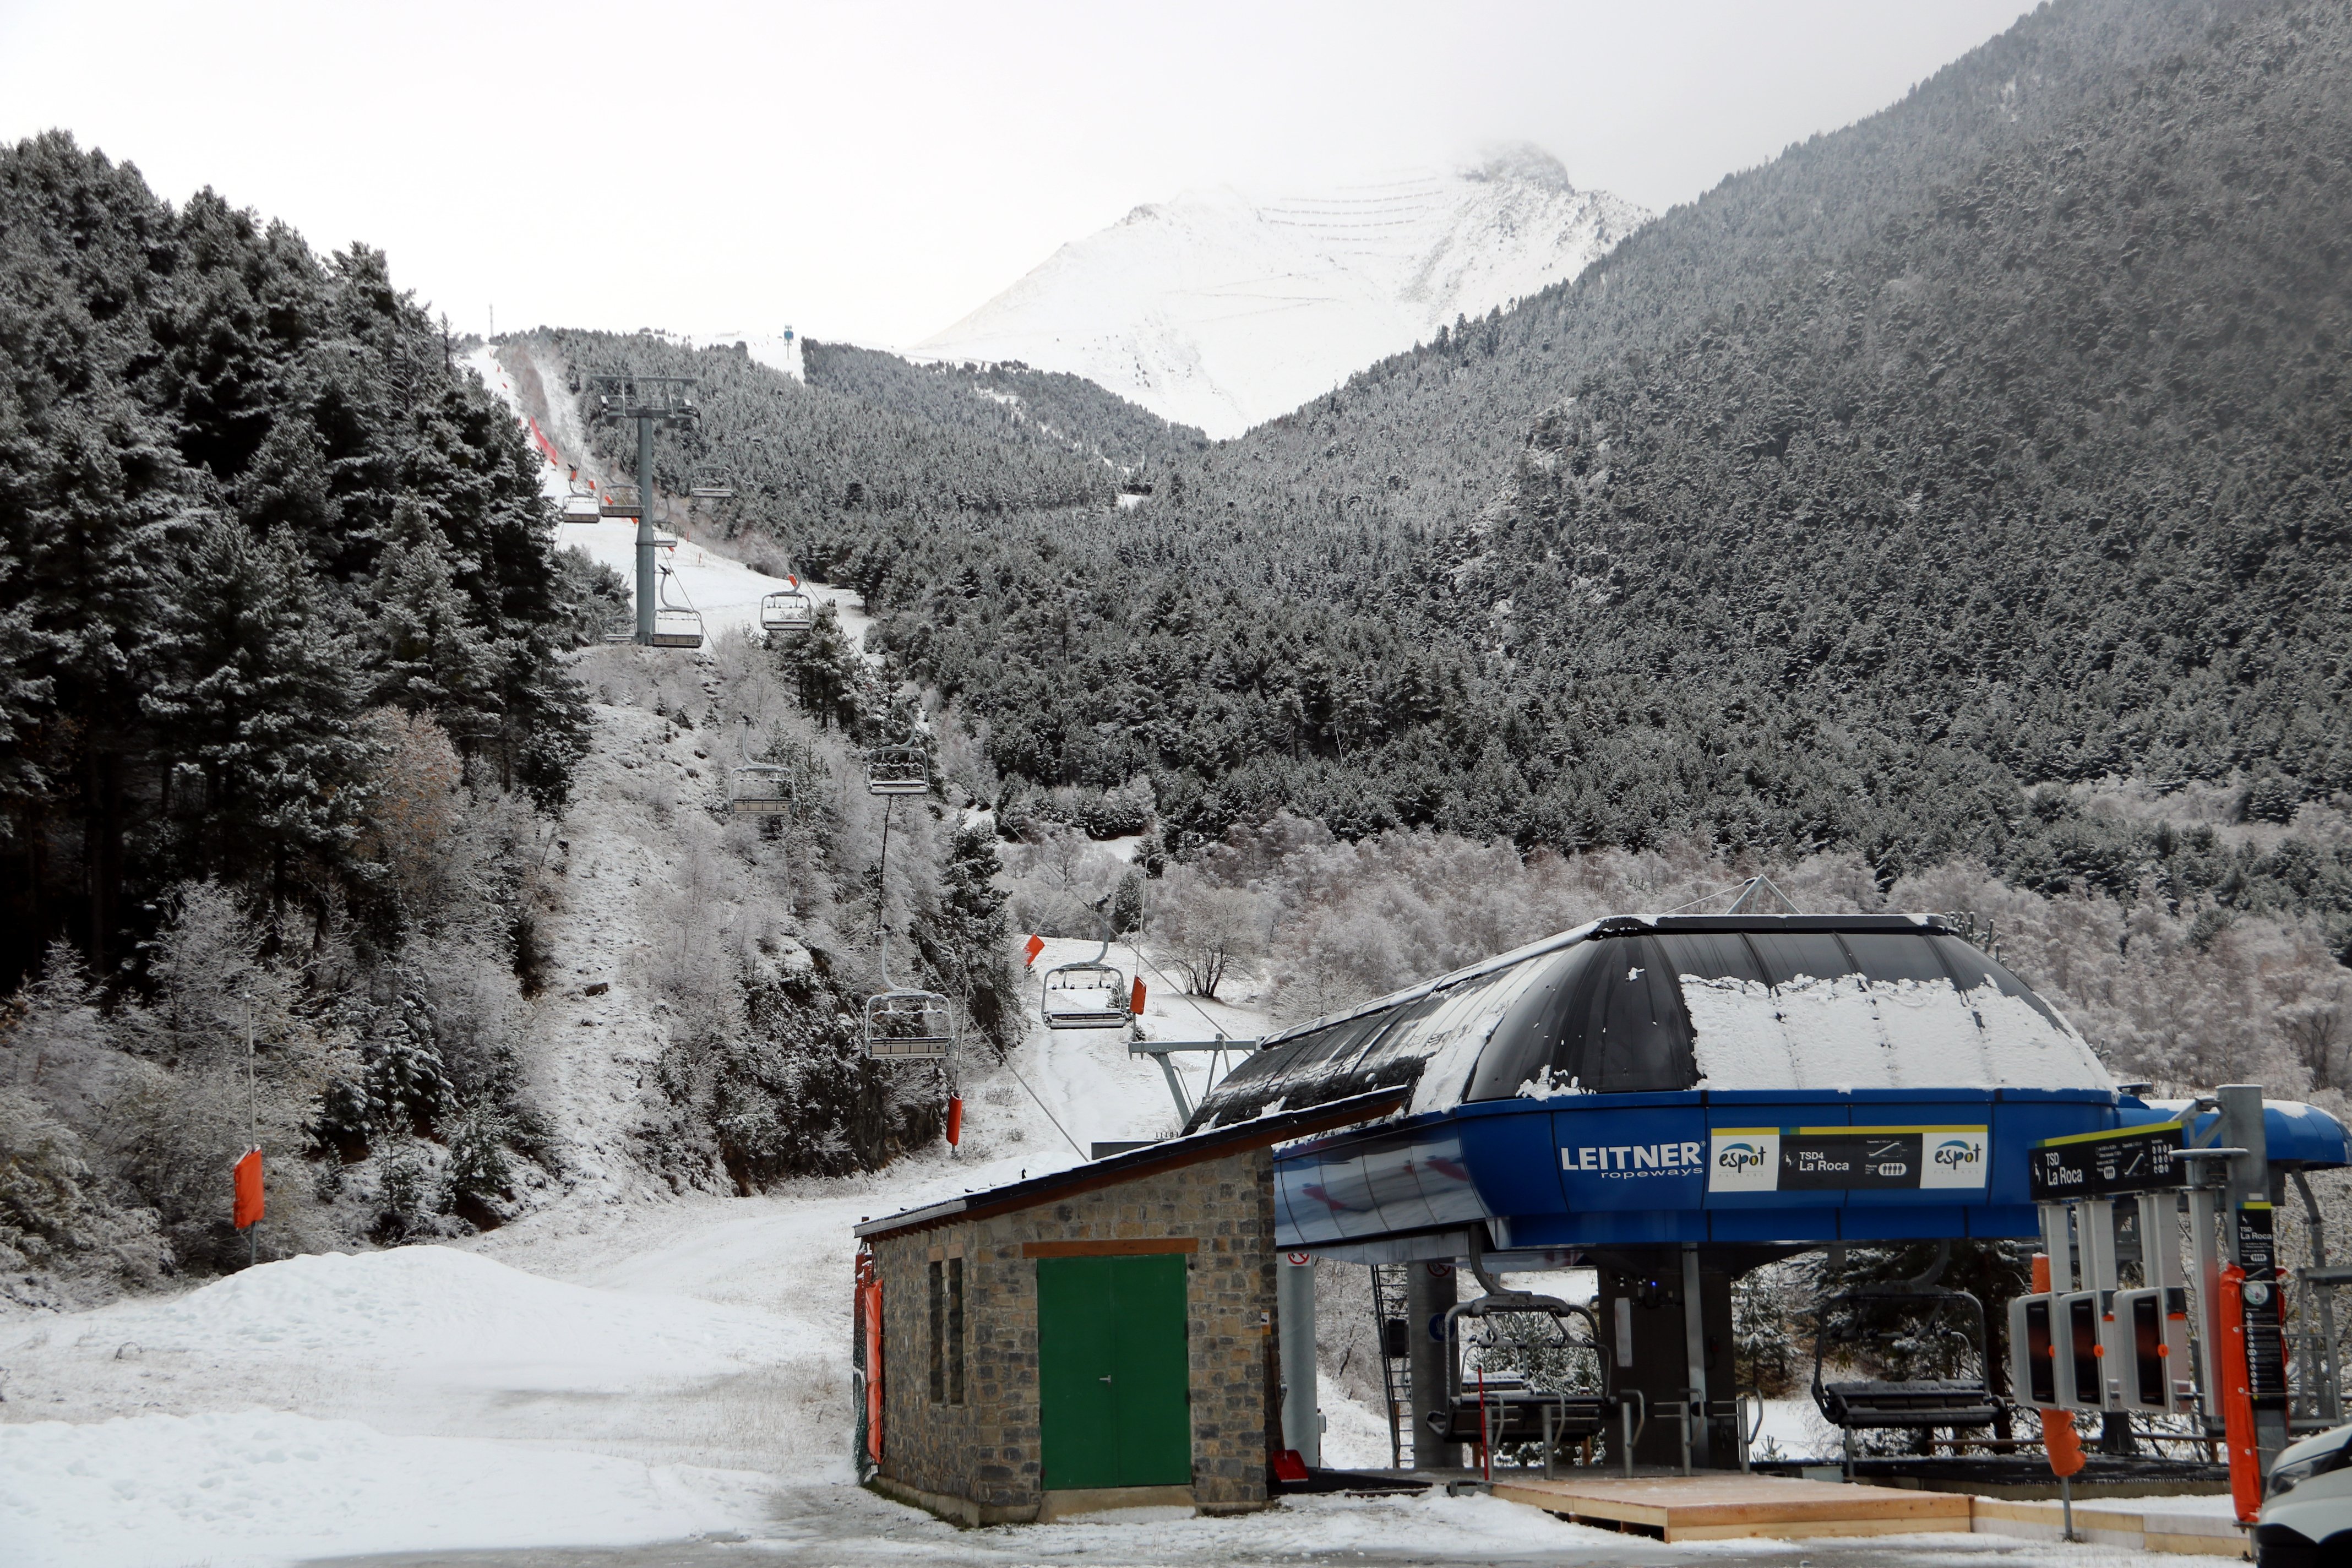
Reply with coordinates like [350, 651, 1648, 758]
[1036, 1252, 1191, 1489]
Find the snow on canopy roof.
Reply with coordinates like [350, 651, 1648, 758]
[1185, 914, 2111, 1133]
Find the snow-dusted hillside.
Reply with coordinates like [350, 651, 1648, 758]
[918, 145, 1647, 439]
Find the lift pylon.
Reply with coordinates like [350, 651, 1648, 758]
[588, 374, 699, 647]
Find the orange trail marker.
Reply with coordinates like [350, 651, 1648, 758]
[232, 1148, 264, 1231]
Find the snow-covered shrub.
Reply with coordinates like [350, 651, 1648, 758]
[1149, 868, 1267, 1001]
[102, 883, 344, 1271]
[0, 1087, 166, 1297]
[357, 707, 463, 918]
[1000, 827, 1126, 938]
[1732, 1262, 1804, 1397]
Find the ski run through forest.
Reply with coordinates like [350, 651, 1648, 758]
[10, 0, 2352, 1561]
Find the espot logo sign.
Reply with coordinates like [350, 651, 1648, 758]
[1708, 1129, 1782, 1193]
[1919, 1129, 1990, 1190]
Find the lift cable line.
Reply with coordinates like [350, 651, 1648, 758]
[860, 776, 954, 1061]
[587, 373, 699, 647]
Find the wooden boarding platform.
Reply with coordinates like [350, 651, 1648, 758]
[1970, 1495, 2247, 1558]
[1487, 1472, 1973, 1542]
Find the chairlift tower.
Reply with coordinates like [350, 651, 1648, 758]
[589, 374, 699, 646]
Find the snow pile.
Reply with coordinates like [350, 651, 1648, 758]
[0, 1410, 774, 1568]
[46, 1245, 812, 1390]
[918, 146, 1648, 438]
[1681, 973, 2112, 1091]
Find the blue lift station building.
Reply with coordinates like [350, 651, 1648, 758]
[1182, 913, 2352, 1469]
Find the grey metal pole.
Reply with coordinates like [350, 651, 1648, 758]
[1681, 1242, 1712, 1468]
[1408, 1260, 1459, 1472]
[1278, 1253, 1320, 1468]
[635, 411, 656, 644]
[2220, 1084, 2290, 1478]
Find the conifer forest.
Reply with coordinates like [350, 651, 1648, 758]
[4, 0, 2352, 1363]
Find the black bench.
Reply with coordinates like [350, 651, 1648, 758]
[1425, 1390, 1611, 1446]
[1816, 1378, 2000, 1430]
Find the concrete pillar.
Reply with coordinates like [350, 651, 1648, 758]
[1407, 1259, 1458, 1471]
[1278, 1253, 1319, 1467]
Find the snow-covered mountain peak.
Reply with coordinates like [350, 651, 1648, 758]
[916, 149, 1648, 438]
[1462, 140, 1581, 192]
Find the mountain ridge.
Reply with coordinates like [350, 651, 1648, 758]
[917, 145, 1647, 437]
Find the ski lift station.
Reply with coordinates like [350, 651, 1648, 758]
[852, 910, 2352, 1539]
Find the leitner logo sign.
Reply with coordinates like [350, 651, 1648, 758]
[1707, 1126, 1989, 1194]
[1560, 1141, 1703, 1179]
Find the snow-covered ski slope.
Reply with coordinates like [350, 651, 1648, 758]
[918, 145, 1647, 438]
[465, 342, 858, 644]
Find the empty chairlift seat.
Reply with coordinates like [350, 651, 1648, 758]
[1039, 953, 1131, 1030]
[1428, 1292, 1614, 1456]
[1811, 1286, 2000, 1431]
[561, 479, 601, 526]
[1424, 1378, 1612, 1447]
[600, 484, 643, 518]
[651, 609, 704, 649]
[649, 565, 704, 649]
[729, 765, 792, 816]
[865, 987, 955, 1059]
[865, 742, 928, 796]
[761, 588, 816, 634]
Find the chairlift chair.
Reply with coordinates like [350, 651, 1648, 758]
[560, 475, 601, 525]
[865, 988, 955, 1058]
[1039, 944, 1133, 1030]
[600, 483, 643, 518]
[649, 566, 704, 649]
[1810, 1284, 2000, 1431]
[689, 466, 736, 500]
[728, 765, 793, 816]
[761, 587, 816, 634]
[865, 738, 929, 797]
[1429, 1292, 1615, 1455]
[864, 986, 955, 1060]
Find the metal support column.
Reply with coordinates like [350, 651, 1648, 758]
[2189, 1182, 2225, 1432]
[2220, 1084, 2291, 1477]
[1408, 1260, 1459, 1472]
[1681, 1242, 1712, 1470]
[635, 413, 656, 644]
[1278, 1253, 1320, 1468]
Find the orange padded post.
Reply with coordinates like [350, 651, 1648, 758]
[2031, 1253, 2086, 1479]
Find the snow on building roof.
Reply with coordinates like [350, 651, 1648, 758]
[1188, 915, 2110, 1133]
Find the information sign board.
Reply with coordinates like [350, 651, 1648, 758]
[2027, 1120, 2184, 1200]
[1708, 1125, 1988, 1193]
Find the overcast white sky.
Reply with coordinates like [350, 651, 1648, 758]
[0, 1, 2029, 348]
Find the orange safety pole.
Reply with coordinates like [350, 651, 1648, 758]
[2030, 1254, 2086, 1478]
[856, 1251, 885, 1467]
[2217, 1264, 2262, 1523]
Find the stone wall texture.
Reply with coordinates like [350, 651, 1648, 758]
[868, 1145, 1277, 1518]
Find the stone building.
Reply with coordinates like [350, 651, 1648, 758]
[853, 1090, 1401, 1523]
